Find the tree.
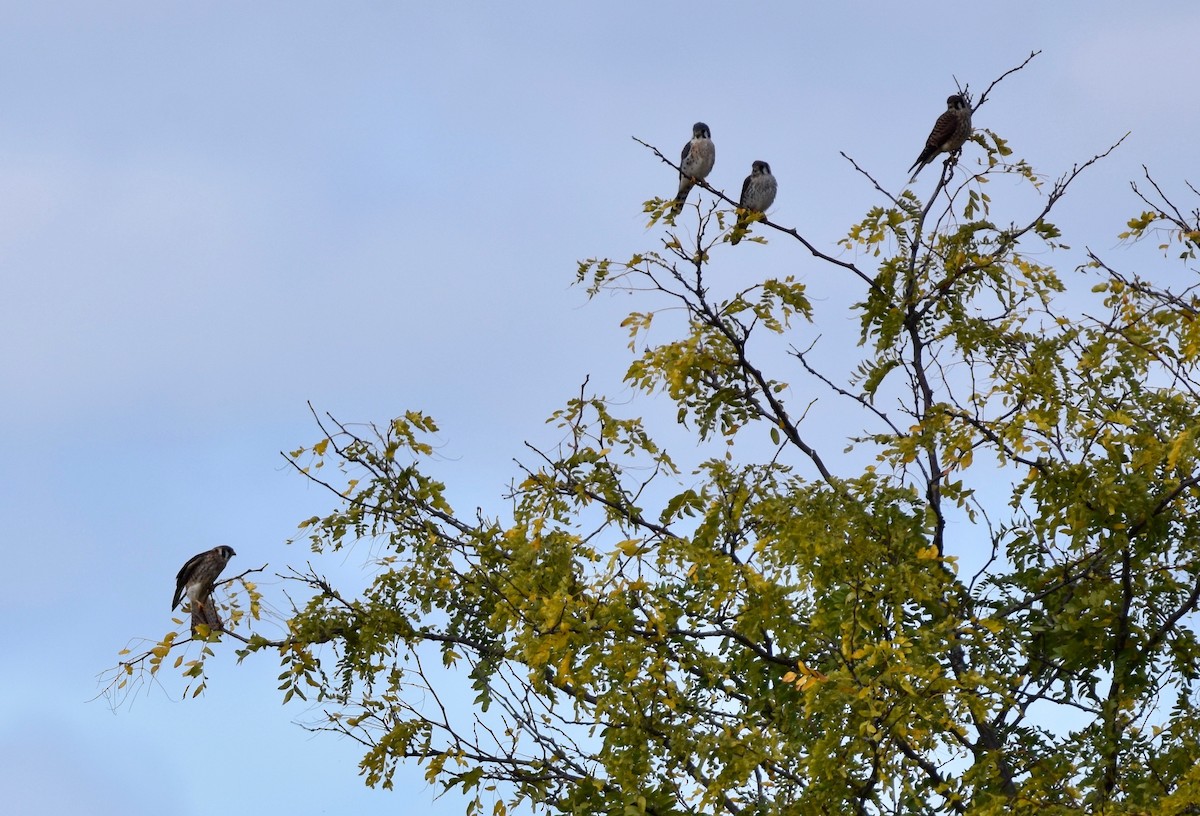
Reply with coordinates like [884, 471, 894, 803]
[107, 55, 1200, 815]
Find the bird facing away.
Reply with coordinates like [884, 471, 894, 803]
[668, 122, 716, 218]
[172, 545, 236, 635]
[730, 160, 778, 245]
[907, 94, 973, 184]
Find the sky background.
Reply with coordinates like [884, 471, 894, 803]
[1, 2, 1197, 814]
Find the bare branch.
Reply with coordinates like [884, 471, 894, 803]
[974, 50, 1042, 111]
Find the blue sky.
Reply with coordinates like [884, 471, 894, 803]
[1, 3, 1197, 814]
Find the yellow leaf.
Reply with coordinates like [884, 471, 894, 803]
[617, 539, 643, 557]
[313, 438, 330, 456]
[557, 651, 574, 680]
[977, 617, 1002, 634]
[786, 661, 829, 691]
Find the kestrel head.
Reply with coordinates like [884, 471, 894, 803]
[752, 160, 771, 175]
[216, 545, 237, 561]
[692, 122, 711, 139]
[946, 94, 968, 111]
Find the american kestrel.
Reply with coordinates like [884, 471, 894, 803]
[730, 160, 777, 245]
[172, 545, 236, 635]
[907, 94, 973, 184]
[668, 122, 716, 217]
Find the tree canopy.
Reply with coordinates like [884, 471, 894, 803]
[108, 56, 1200, 815]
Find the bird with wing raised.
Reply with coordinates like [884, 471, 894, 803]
[172, 545, 236, 635]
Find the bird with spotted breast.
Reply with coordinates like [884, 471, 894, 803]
[668, 121, 716, 218]
[907, 94, 973, 184]
[172, 545, 236, 635]
[730, 160, 778, 245]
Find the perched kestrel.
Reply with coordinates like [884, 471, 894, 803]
[907, 94, 973, 183]
[730, 160, 777, 245]
[668, 121, 716, 217]
[172, 545, 236, 635]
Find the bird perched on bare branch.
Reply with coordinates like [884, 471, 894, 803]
[730, 161, 777, 245]
[172, 545, 236, 635]
[668, 122, 715, 218]
[908, 94, 973, 183]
